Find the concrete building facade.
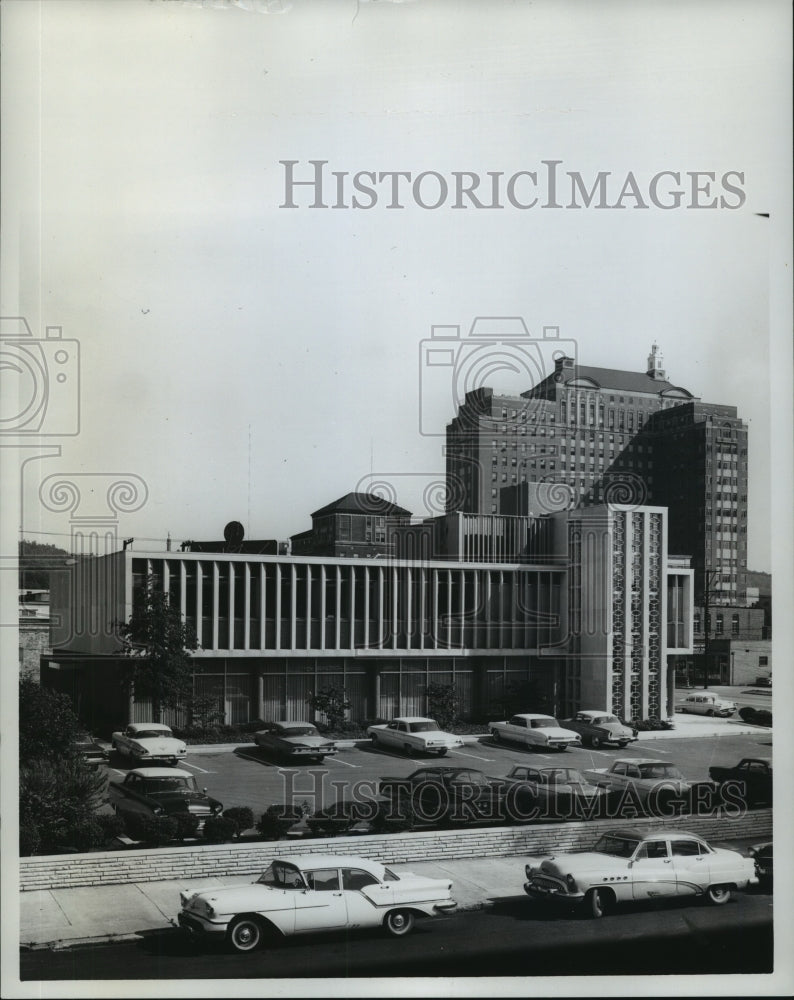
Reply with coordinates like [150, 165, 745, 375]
[43, 505, 692, 733]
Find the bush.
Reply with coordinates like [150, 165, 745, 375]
[631, 718, 668, 732]
[223, 807, 254, 838]
[124, 812, 178, 845]
[20, 820, 41, 857]
[97, 812, 126, 843]
[202, 815, 237, 843]
[739, 706, 772, 726]
[256, 804, 305, 840]
[172, 812, 200, 840]
[20, 757, 107, 854]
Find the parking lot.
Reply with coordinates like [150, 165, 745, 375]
[103, 724, 773, 820]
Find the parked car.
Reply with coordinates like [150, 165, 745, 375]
[366, 717, 464, 757]
[253, 721, 338, 763]
[676, 692, 736, 717]
[108, 767, 223, 830]
[754, 676, 772, 688]
[738, 705, 773, 727]
[502, 764, 609, 821]
[582, 758, 695, 815]
[749, 841, 773, 888]
[73, 731, 109, 768]
[304, 798, 381, 837]
[708, 757, 773, 807]
[559, 710, 638, 749]
[524, 828, 757, 917]
[178, 853, 457, 951]
[489, 714, 582, 752]
[111, 722, 187, 765]
[378, 766, 508, 825]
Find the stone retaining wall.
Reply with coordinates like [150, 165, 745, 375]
[20, 809, 772, 892]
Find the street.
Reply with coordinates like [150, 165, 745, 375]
[20, 887, 773, 980]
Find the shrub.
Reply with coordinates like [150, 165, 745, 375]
[97, 812, 126, 843]
[19, 678, 83, 765]
[124, 812, 178, 845]
[223, 807, 255, 838]
[20, 757, 107, 854]
[202, 815, 237, 843]
[172, 812, 200, 840]
[20, 820, 41, 857]
[256, 804, 305, 840]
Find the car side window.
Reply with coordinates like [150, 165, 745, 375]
[671, 839, 700, 857]
[613, 762, 626, 775]
[638, 841, 669, 859]
[305, 868, 340, 891]
[342, 868, 380, 891]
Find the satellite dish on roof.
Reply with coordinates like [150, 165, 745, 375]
[224, 521, 245, 548]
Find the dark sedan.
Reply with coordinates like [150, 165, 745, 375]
[108, 767, 223, 831]
[502, 764, 609, 821]
[74, 731, 109, 769]
[378, 766, 508, 826]
[254, 721, 338, 763]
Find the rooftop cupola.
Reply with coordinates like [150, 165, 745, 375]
[647, 343, 666, 380]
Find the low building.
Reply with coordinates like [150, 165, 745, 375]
[19, 589, 51, 682]
[43, 503, 692, 732]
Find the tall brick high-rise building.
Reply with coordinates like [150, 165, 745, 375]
[445, 346, 748, 606]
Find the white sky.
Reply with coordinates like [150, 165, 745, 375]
[2, 0, 790, 574]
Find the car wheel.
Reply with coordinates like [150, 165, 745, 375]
[584, 887, 611, 918]
[491, 730, 501, 744]
[706, 884, 731, 906]
[228, 916, 264, 953]
[404, 744, 414, 757]
[706, 709, 715, 717]
[384, 909, 415, 937]
[618, 742, 629, 749]
[436, 749, 448, 757]
[590, 736, 602, 749]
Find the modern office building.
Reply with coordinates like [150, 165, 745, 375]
[445, 347, 748, 605]
[43, 503, 693, 732]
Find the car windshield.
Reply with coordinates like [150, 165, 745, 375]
[450, 772, 490, 786]
[409, 722, 440, 733]
[143, 776, 197, 793]
[637, 764, 684, 780]
[531, 718, 558, 728]
[279, 726, 318, 737]
[539, 769, 586, 784]
[594, 834, 641, 858]
[258, 861, 306, 889]
[594, 716, 620, 725]
[134, 729, 174, 739]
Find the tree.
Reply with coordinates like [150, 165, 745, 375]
[19, 677, 83, 765]
[425, 682, 461, 730]
[306, 685, 351, 731]
[116, 574, 198, 722]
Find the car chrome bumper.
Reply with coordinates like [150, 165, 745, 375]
[178, 912, 226, 938]
[433, 901, 458, 913]
[524, 882, 581, 903]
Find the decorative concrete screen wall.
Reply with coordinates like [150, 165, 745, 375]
[20, 810, 772, 893]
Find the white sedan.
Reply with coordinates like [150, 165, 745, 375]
[178, 854, 457, 952]
[489, 714, 582, 751]
[367, 717, 464, 756]
[524, 828, 757, 917]
[111, 722, 187, 765]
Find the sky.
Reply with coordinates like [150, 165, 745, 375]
[2, 0, 790, 577]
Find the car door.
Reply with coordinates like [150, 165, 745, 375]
[669, 838, 711, 895]
[382, 721, 401, 749]
[507, 716, 530, 745]
[341, 867, 386, 928]
[293, 867, 348, 932]
[631, 840, 676, 900]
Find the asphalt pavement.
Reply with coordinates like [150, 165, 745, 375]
[18, 712, 772, 952]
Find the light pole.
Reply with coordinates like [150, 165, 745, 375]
[702, 569, 719, 689]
